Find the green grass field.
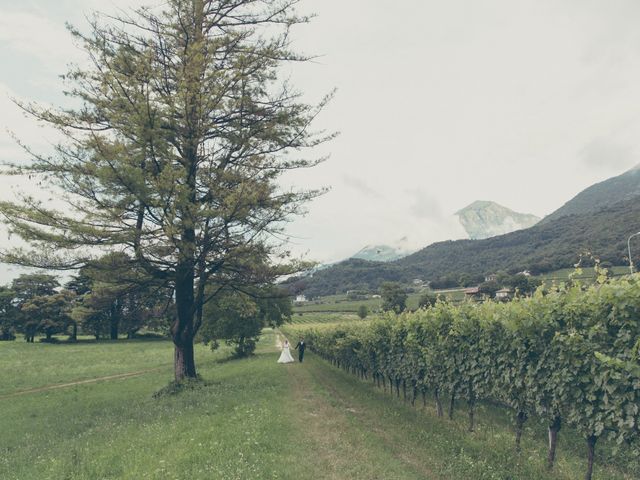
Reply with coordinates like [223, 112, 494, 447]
[1, 331, 637, 479]
[293, 290, 467, 315]
[536, 266, 630, 283]
[290, 312, 360, 324]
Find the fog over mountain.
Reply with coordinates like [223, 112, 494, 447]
[350, 237, 413, 262]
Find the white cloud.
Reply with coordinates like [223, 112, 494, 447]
[406, 189, 444, 221]
[0, 82, 59, 165]
[0, 10, 82, 71]
[342, 175, 384, 199]
[580, 138, 637, 172]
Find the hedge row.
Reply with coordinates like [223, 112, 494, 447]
[302, 276, 640, 480]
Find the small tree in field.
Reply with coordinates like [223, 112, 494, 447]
[357, 304, 368, 319]
[0, 1, 332, 379]
[200, 286, 291, 357]
[380, 282, 407, 314]
[21, 290, 75, 342]
[11, 274, 60, 342]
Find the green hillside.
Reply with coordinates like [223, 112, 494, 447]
[541, 166, 640, 224]
[298, 196, 640, 296]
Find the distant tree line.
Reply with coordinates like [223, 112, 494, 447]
[0, 252, 292, 350]
[0, 255, 174, 343]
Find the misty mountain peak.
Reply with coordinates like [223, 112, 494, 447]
[455, 201, 540, 240]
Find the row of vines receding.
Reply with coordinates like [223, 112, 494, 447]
[302, 276, 640, 480]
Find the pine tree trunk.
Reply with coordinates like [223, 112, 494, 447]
[585, 435, 597, 480]
[172, 263, 197, 381]
[174, 341, 196, 379]
[170, 0, 203, 383]
[547, 416, 561, 470]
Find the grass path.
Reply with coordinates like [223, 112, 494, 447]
[280, 333, 438, 479]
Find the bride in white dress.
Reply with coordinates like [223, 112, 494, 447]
[278, 339, 295, 364]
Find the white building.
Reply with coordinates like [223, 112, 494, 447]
[495, 288, 512, 300]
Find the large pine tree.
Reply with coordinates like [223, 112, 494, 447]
[0, 0, 332, 380]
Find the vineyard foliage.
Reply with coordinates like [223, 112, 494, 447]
[301, 275, 640, 476]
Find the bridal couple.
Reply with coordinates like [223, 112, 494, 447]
[278, 338, 305, 364]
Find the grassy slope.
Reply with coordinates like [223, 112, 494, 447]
[1, 333, 636, 479]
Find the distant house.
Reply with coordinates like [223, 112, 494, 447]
[484, 274, 497, 282]
[517, 270, 532, 277]
[295, 295, 307, 303]
[412, 278, 423, 285]
[371, 294, 381, 299]
[464, 287, 480, 296]
[495, 288, 512, 300]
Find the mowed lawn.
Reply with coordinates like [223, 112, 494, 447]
[1, 331, 637, 479]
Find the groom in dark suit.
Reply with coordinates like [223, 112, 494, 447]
[294, 338, 306, 363]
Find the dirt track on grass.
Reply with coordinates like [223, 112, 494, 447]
[0, 367, 166, 400]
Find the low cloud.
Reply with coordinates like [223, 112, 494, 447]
[580, 138, 637, 171]
[406, 188, 444, 221]
[342, 174, 384, 199]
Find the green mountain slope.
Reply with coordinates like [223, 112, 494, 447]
[456, 200, 540, 239]
[541, 166, 640, 224]
[299, 197, 640, 296]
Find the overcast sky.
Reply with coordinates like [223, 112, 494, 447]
[2, 0, 640, 283]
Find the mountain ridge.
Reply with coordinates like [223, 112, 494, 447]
[541, 165, 640, 224]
